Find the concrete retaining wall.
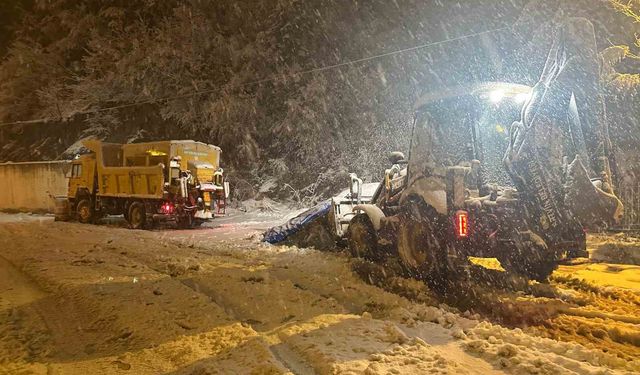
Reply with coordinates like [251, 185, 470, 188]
[0, 161, 70, 213]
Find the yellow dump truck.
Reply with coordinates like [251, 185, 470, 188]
[66, 139, 226, 228]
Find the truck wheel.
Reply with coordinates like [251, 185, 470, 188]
[127, 202, 146, 229]
[347, 214, 379, 260]
[76, 199, 93, 224]
[397, 200, 439, 278]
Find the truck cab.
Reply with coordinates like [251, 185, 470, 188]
[67, 154, 97, 221]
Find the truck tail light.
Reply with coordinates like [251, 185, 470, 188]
[161, 202, 174, 215]
[455, 210, 469, 238]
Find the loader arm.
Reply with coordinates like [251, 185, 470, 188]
[504, 17, 623, 235]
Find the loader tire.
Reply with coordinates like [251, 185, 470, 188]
[127, 202, 146, 230]
[76, 199, 93, 224]
[397, 200, 440, 278]
[347, 214, 379, 261]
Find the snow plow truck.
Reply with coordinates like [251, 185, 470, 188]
[63, 139, 227, 229]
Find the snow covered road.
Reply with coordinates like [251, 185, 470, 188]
[0, 215, 638, 374]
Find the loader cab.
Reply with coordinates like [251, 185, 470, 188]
[410, 82, 532, 193]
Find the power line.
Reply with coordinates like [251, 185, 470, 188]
[0, 24, 510, 128]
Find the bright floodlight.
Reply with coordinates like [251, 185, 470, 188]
[514, 92, 532, 104]
[489, 90, 505, 103]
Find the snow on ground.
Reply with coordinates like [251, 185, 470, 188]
[0, 213, 639, 374]
[556, 263, 640, 291]
[588, 233, 640, 266]
[0, 212, 54, 223]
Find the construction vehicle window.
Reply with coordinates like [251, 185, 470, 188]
[71, 164, 82, 177]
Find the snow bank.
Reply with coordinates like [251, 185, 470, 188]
[465, 321, 640, 373]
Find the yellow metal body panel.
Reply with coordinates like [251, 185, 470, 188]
[76, 139, 221, 199]
[119, 140, 221, 185]
[173, 142, 221, 186]
[171, 141, 220, 171]
[195, 168, 215, 182]
[96, 164, 165, 198]
[118, 140, 220, 171]
[122, 142, 172, 167]
[82, 140, 165, 198]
